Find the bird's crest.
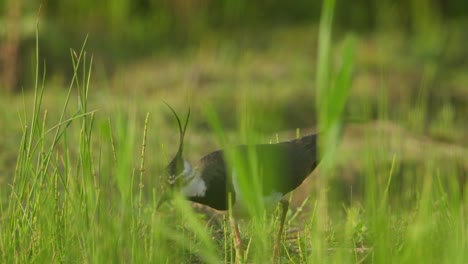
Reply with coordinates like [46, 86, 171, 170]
[164, 102, 191, 186]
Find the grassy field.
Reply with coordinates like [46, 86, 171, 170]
[1, 4, 467, 263]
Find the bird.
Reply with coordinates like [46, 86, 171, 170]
[158, 104, 320, 261]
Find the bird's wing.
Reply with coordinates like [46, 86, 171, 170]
[229, 133, 318, 195]
[189, 133, 318, 209]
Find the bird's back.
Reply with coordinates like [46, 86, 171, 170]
[189, 133, 319, 210]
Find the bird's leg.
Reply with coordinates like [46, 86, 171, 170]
[230, 217, 243, 263]
[228, 192, 243, 263]
[274, 199, 289, 260]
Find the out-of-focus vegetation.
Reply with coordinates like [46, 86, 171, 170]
[0, 0, 467, 263]
[1, 0, 468, 90]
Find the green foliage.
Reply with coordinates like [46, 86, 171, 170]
[11, 0, 468, 89]
[0, 2, 467, 263]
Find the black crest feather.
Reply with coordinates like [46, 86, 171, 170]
[164, 102, 191, 182]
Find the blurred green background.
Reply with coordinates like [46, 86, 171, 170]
[0, 1, 467, 262]
[1, 0, 466, 204]
[1, 0, 468, 181]
[1, 0, 468, 92]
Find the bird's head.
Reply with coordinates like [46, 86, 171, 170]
[158, 103, 191, 209]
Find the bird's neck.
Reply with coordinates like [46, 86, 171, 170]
[181, 159, 193, 178]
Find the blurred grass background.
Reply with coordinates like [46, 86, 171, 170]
[0, 0, 467, 263]
[1, 0, 467, 176]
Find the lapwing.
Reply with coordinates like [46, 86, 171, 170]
[158, 105, 320, 260]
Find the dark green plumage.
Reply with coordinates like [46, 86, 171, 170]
[188, 133, 318, 210]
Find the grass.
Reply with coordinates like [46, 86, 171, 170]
[1, 3, 467, 264]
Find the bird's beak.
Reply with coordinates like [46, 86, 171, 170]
[156, 191, 171, 210]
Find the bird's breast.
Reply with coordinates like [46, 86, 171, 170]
[182, 174, 207, 197]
